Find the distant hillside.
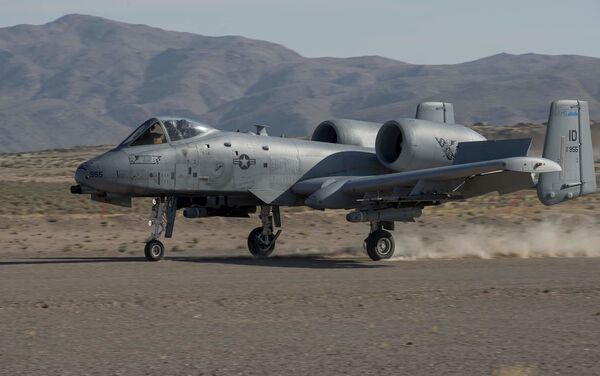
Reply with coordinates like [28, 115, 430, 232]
[1, 14, 599, 152]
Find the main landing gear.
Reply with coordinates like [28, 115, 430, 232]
[364, 221, 396, 261]
[144, 197, 176, 261]
[139, 199, 394, 262]
[247, 205, 282, 257]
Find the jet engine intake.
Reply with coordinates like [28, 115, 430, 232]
[375, 119, 486, 172]
[311, 119, 382, 148]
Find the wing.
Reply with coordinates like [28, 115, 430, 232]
[293, 156, 561, 209]
[343, 156, 560, 193]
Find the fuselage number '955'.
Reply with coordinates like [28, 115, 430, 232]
[89, 171, 103, 178]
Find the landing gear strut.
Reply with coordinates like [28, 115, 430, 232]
[144, 197, 176, 261]
[247, 205, 282, 257]
[365, 221, 395, 261]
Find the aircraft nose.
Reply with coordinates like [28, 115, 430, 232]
[72, 150, 131, 194]
[74, 163, 89, 185]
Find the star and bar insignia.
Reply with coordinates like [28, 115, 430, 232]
[233, 154, 256, 170]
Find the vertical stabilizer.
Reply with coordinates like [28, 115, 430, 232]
[537, 100, 596, 205]
[415, 102, 455, 124]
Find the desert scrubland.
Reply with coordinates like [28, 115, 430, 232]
[0, 125, 599, 375]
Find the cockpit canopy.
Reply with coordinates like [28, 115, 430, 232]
[120, 118, 216, 147]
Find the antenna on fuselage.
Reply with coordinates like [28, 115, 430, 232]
[253, 124, 269, 136]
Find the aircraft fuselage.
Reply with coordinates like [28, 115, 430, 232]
[75, 130, 384, 206]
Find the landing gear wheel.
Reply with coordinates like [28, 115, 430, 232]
[247, 226, 275, 257]
[144, 239, 165, 261]
[366, 230, 395, 261]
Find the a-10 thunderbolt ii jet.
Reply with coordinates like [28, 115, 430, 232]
[71, 100, 596, 261]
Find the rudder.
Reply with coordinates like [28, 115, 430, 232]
[537, 100, 597, 205]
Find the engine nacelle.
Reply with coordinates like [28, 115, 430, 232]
[311, 119, 382, 148]
[375, 119, 486, 172]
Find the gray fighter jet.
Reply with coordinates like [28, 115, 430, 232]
[71, 100, 596, 261]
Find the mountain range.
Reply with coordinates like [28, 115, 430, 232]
[1, 14, 599, 152]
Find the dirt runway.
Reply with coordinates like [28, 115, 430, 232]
[1, 254, 599, 375]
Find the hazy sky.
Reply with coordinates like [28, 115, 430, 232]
[0, 0, 599, 64]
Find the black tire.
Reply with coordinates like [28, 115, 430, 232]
[247, 227, 275, 257]
[366, 230, 395, 261]
[144, 239, 165, 261]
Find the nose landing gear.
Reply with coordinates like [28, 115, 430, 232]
[144, 197, 177, 261]
[247, 205, 281, 257]
[144, 239, 165, 261]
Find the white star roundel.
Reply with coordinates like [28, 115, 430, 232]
[234, 154, 256, 170]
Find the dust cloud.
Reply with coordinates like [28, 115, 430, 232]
[391, 221, 600, 260]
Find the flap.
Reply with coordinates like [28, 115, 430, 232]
[454, 138, 531, 165]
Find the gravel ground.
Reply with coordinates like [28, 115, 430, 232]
[1, 255, 599, 375]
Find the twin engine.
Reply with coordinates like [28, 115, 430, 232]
[311, 102, 486, 172]
[311, 119, 382, 148]
[374, 119, 485, 171]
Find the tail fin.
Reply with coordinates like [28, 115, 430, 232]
[415, 102, 455, 124]
[537, 100, 597, 205]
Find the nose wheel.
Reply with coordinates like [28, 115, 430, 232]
[144, 239, 165, 261]
[143, 197, 176, 261]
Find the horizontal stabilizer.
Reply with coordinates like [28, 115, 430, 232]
[454, 138, 531, 165]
